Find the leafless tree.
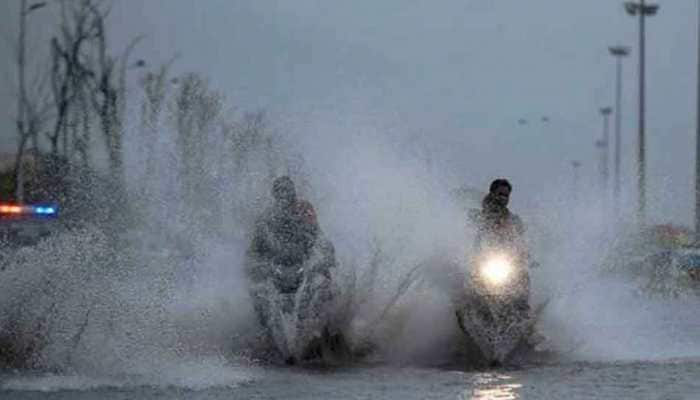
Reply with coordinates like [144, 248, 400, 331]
[13, 0, 51, 202]
[48, 0, 99, 161]
[139, 56, 177, 181]
[83, 0, 142, 185]
[169, 72, 223, 205]
[12, 0, 143, 200]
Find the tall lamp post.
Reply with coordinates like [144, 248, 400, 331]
[571, 161, 582, 202]
[696, 0, 700, 238]
[609, 45, 630, 212]
[625, 1, 659, 224]
[595, 139, 608, 195]
[600, 107, 613, 196]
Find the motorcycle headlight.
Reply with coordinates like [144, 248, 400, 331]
[479, 254, 514, 287]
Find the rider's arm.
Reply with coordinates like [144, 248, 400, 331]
[250, 220, 271, 257]
[473, 227, 484, 254]
[471, 210, 486, 254]
[511, 214, 531, 264]
[512, 214, 525, 236]
[297, 200, 320, 252]
[246, 219, 274, 280]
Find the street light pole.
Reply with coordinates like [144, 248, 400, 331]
[609, 45, 630, 212]
[696, 0, 700, 237]
[595, 139, 607, 194]
[571, 161, 581, 202]
[600, 107, 613, 197]
[625, 0, 658, 224]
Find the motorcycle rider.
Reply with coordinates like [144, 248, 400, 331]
[458, 179, 545, 364]
[246, 176, 346, 364]
[474, 179, 526, 258]
[472, 178, 531, 313]
[247, 175, 327, 289]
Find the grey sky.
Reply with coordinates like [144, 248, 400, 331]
[1, 0, 698, 224]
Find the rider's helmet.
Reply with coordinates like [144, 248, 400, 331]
[272, 176, 297, 208]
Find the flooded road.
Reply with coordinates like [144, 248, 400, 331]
[2, 359, 699, 399]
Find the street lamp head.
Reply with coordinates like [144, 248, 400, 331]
[595, 140, 607, 148]
[643, 4, 659, 15]
[600, 107, 613, 116]
[626, 2, 659, 16]
[624, 2, 639, 15]
[609, 45, 630, 57]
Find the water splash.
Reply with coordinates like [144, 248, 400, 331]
[531, 186, 700, 363]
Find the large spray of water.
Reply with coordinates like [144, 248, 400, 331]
[1, 85, 699, 393]
[531, 184, 700, 362]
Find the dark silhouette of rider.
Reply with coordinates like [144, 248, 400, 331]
[246, 177, 348, 365]
[475, 179, 525, 255]
[247, 176, 320, 286]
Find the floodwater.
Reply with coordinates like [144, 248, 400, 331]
[2, 359, 699, 399]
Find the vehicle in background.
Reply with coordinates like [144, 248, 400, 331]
[669, 247, 700, 288]
[0, 202, 58, 248]
[615, 224, 700, 298]
[676, 250, 700, 283]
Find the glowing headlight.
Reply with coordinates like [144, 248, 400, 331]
[479, 255, 514, 286]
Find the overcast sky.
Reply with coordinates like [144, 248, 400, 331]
[0, 0, 698, 225]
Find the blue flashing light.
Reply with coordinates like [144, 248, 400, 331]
[32, 204, 58, 216]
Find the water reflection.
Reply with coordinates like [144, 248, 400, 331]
[462, 373, 522, 400]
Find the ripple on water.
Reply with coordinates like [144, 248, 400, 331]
[463, 373, 522, 400]
[0, 358, 258, 393]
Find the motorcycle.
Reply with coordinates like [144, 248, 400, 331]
[455, 210, 538, 366]
[247, 238, 350, 364]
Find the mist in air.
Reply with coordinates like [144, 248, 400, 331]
[0, 0, 699, 391]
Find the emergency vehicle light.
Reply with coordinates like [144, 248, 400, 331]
[0, 203, 58, 216]
[34, 206, 56, 215]
[0, 205, 23, 214]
